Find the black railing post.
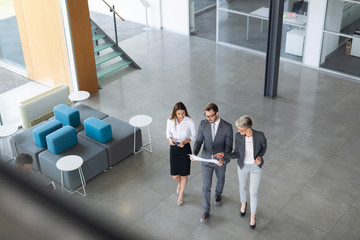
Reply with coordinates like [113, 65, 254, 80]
[111, 5, 118, 46]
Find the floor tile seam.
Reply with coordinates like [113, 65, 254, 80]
[325, 127, 359, 167]
[304, 178, 359, 206]
[275, 165, 331, 229]
[131, 197, 200, 240]
[265, 143, 286, 162]
[99, 177, 169, 218]
[322, 95, 358, 119]
[82, 169, 130, 197]
[282, 184, 353, 233]
[126, 85, 168, 102]
[249, 209, 282, 239]
[182, 219, 248, 240]
[266, 125, 304, 150]
[94, 168, 134, 194]
[123, 155, 167, 183]
[129, 221, 158, 240]
[116, 158, 161, 180]
[254, 112, 304, 133]
[130, 195, 167, 224]
[130, 174, 174, 198]
[177, 219, 202, 240]
[286, 97, 329, 117]
[280, 209, 330, 235]
[322, 233, 339, 240]
[324, 202, 358, 238]
[325, 156, 360, 180]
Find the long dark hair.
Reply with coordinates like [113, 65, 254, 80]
[169, 102, 191, 129]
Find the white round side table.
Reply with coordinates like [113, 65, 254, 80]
[129, 115, 152, 154]
[56, 155, 86, 198]
[68, 91, 90, 106]
[0, 124, 18, 160]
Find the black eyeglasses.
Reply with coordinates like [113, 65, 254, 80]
[204, 112, 217, 119]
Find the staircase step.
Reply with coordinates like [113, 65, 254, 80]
[97, 60, 132, 78]
[94, 42, 114, 53]
[95, 51, 123, 66]
[92, 34, 106, 41]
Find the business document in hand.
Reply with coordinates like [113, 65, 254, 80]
[188, 154, 220, 164]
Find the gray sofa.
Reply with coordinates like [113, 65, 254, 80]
[39, 136, 107, 190]
[12, 121, 48, 171]
[78, 116, 142, 167]
[11, 104, 142, 190]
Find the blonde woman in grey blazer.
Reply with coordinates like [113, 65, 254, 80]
[215, 115, 267, 229]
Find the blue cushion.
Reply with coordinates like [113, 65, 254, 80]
[46, 126, 78, 154]
[54, 104, 80, 127]
[84, 117, 112, 143]
[32, 120, 62, 148]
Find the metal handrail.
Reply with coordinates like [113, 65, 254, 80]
[101, 0, 124, 21]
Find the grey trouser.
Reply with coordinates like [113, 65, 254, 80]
[202, 162, 227, 213]
[237, 164, 262, 214]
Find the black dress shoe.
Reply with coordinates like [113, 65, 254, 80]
[249, 217, 256, 229]
[240, 202, 247, 217]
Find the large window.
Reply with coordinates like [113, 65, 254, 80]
[0, 0, 26, 71]
[217, 0, 308, 62]
[320, 0, 360, 77]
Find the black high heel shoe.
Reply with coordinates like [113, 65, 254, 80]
[240, 202, 247, 217]
[249, 217, 256, 229]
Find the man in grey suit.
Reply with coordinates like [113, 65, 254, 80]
[192, 103, 233, 223]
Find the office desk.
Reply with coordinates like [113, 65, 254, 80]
[350, 37, 360, 58]
[246, 7, 307, 40]
[285, 28, 306, 56]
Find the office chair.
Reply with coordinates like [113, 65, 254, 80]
[292, 0, 308, 15]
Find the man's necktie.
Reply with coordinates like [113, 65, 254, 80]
[212, 123, 216, 142]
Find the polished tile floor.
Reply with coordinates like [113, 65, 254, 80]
[2, 28, 360, 240]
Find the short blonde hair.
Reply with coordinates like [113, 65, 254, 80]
[235, 115, 253, 129]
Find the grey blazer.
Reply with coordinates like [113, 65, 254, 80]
[193, 119, 233, 164]
[225, 129, 267, 169]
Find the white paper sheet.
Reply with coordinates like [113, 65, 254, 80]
[188, 154, 220, 163]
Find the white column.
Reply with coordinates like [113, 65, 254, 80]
[161, 0, 190, 35]
[302, 0, 328, 68]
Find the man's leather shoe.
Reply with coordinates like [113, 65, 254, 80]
[214, 195, 222, 206]
[200, 212, 210, 223]
[240, 202, 247, 217]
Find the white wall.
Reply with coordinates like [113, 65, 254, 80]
[88, 0, 162, 28]
[88, 0, 191, 35]
[161, 0, 190, 35]
[303, 0, 328, 67]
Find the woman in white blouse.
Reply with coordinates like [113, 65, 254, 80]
[166, 102, 197, 206]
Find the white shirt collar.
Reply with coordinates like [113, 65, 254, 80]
[213, 117, 220, 126]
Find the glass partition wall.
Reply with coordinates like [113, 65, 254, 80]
[194, 0, 217, 40]
[195, 0, 216, 13]
[217, 0, 308, 62]
[321, 0, 360, 77]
